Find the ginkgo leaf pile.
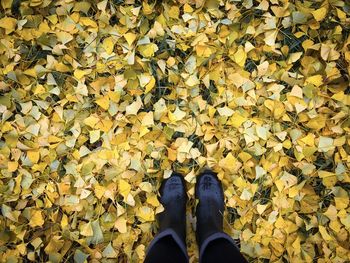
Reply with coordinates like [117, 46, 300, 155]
[0, 0, 350, 262]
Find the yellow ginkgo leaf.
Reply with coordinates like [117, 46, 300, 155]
[141, 111, 154, 126]
[89, 130, 100, 144]
[185, 75, 200, 87]
[94, 185, 106, 199]
[168, 6, 180, 18]
[139, 126, 150, 137]
[139, 182, 153, 193]
[27, 151, 40, 164]
[135, 245, 145, 260]
[312, 7, 327, 22]
[80, 222, 94, 236]
[0, 17, 17, 34]
[138, 43, 158, 57]
[168, 106, 186, 122]
[196, 44, 213, 57]
[125, 97, 143, 115]
[146, 194, 160, 207]
[233, 47, 247, 67]
[153, 21, 165, 36]
[29, 210, 44, 227]
[139, 74, 152, 87]
[229, 113, 246, 128]
[96, 96, 110, 110]
[319, 225, 332, 241]
[305, 75, 323, 87]
[102, 242, 118, 258]
[74, 69, 87, 80]
[145, 76, 156, 93]
[219, 153, 240, 172]
[8, 162, 18, 172]
[84, 115, 100, 128]
[136, 206, 155, 221]
[115, 217, 127, 233]
[217, 106, 234, 117]
[56, 31, 74, 45]
[118, 179, 131, 199]
[103, 37, 114, 54]
[264, 29, 278, 46]
[80, 17, 98, 27]
[124, 32, 137, 46]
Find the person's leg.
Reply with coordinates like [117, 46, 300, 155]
[195, 170, 247, 263]
[144, 173, 189, 263]
[201, 237, 247, 263]
[144, 235, 188, 263]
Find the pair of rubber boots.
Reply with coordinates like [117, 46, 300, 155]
[144, 170, 247, 263]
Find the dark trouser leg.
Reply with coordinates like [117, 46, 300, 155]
[144, 235, 188, 263]
[201, 237, 247, 263]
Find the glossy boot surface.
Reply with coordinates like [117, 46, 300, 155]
[158, 173, 187, 242]
[195, 170, 247, 263]
[144, 173, 188, 263]
[195, 170, 225, 247]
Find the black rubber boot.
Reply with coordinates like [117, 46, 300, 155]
[144, 173, 188, 263]
[195, 170, 247, 263]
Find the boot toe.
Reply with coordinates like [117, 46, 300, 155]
[195, 171, 223, 201]
[195, 170, 226, 248]
[160, 173, 187, 203]
[157, 173, 187, 242]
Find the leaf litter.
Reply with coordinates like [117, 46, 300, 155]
[0, 0, 350, 262]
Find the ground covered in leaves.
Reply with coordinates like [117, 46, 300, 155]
[0, 0, 350, 262]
